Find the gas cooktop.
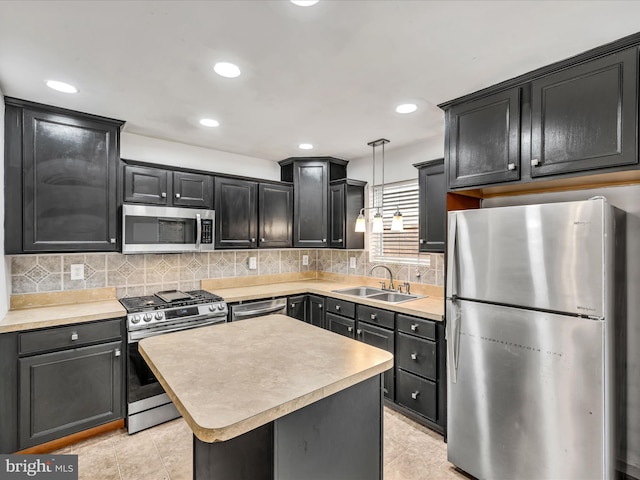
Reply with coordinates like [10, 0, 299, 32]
[119, 289, 224, 313]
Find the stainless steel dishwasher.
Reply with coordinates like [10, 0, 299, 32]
[229, 298, 287, 321]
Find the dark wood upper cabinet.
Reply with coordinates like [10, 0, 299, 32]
[4, 99, 123, 253]
[329, 180, 365, 249]
[530, 47, 638, 177]
[258, 183, 292, 248]
[123, 164, 168, 205]
[123, 164, 213, 208]
[415, 159, 446, 253]
[292, 160, 328, 248]
[214, 177, 257, 249]
[447, 88, 521, 189]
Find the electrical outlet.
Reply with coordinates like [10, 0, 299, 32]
[302, 255, 309, 266]
[349, 257, 356, 269]
[70, 264, 84, 280]
[248, 256, 257, 270]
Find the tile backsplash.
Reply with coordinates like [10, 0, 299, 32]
[9, 250, 443, 298]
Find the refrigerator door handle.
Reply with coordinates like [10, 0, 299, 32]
[446, 213, 458, 299]
[447, 300, 461, 384]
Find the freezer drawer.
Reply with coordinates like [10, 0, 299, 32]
[447, 299, 612, 480]
[396, 369, 437, 422]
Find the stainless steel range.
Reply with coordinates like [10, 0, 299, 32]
[119, 289, 228, 433]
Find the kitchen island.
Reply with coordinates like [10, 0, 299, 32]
[138, 314, 394, 480]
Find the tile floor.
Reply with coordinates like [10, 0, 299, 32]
[51, 407, 470, 480]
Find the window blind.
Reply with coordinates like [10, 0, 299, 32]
[369, 179, 420, 263]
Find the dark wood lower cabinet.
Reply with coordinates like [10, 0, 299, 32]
[357, 322, 394, 400]
[308, 295, 325, 329]
[287, 295, 307, 321]
[326, 313, 355, 339]
[18, 341, 123, 449]
[395, 369, 437, 422]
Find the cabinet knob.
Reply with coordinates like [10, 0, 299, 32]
[337, 238, 343, 242]
[110, 238, 116, 244]
[347, 326, 353, 332]
[531, 158, 540, 167]
[250, 238, 256, 242]
[71, 332, 78, 341]
[290, 303, 295, 308]
[335, 305, 341, 311]
[161, 192, 167, 198]
[357, 328, 362, 335]
[370, 313, 377, 320]
[507, 163, 516, 171]
[318, 304, 323, 309]
[175, 193, 181, 199]
[322, 238, 327, 243]
[261, 238, 265, 242]
[410, 324, 418, 331]
[114, 348, 121, 357]
[410, 353, 418, 360]
[419, 239, 425, 244]
[411, 391, 420, 400]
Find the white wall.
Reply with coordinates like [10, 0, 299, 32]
[0, 91, 8, 316]
[347, 134, 444, 184]
[120, 132, 280, 180]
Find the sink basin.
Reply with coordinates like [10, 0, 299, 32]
[366, 292, 421, 304]
[332, 286, 386, 297]
[332, 286, 423, 304]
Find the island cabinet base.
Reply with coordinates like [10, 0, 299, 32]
[193, 375, 383, 480]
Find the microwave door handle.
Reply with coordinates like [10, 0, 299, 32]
[196, 213, 202, 249]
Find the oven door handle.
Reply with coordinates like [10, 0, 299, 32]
[128, 316, 226, 342]
[232, 304, 286, 319]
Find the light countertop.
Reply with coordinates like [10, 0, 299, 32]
[138, 314, 393, 442]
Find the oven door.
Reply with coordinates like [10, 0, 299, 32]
[122, 204, 214, 254]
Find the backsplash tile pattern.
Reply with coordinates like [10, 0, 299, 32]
[9, 249, 443, 298]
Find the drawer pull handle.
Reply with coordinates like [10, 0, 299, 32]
[410, 353, 418, 360]
[370, 313, 377, 320]
[531, 158, 540, 167]
[410, 324, 418, 331]
[71, 333, 79, 341]
[114, 348, 121, 357]
[507, 163, 516, 171]
[347, 326, 353, 332]
[161, 192, 167, 198]
[356, 328, 362, 335]
[335, 305, 341, 311]
[411, 391, 420, 400]
[261, 238, 265, 242]
[175, 193, 181, 199]
[290, 304, 295, 308]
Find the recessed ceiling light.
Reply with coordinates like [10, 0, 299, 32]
[213, 62, 241, 78]
[396, 103, 418, 114]
[298, 143, 314, 150]
[45, 80, 78, 93]
[200, 118, 219, 127]
[291, 0, 319, 6]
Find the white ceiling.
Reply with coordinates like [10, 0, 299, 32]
[1, 1, 640, 162]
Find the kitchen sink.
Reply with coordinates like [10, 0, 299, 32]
[332, 286, 423, 304]
[332, 286, 386, 297]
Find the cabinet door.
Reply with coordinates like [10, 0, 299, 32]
[214, 177, 258, 249]
[308, 295, 325, 329]
[22, 109, 119, 251]
[287, 295, 308, 322]
[328, 183, 345, 248]
[531, 47, 638, 177]
[418, 160, 446, 253]
[326, 313, 355, 338]
[447, 88, 521, 188]
[172, 172, 213, 208]
[19, 341, 123, 449]
[357, 322, 395, 400]
[123, 164, 169, 205]
[259, 184, 292, 248]
[293, 161, 328, 248]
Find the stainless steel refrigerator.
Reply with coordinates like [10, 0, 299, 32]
[446, 198, 623, 480]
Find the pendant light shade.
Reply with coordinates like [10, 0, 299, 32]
[355, 209, 366, 232]
[390, 207, 404, 232]
[372, 211, 384, 233]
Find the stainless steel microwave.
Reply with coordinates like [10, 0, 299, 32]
[122, 204, 215, 254]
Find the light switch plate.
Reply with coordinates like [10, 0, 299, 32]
[349, 257, 356, 269]
[302, 255, 309, 266]
[248, 256, 257, 270]
[70, 264, 84, 280]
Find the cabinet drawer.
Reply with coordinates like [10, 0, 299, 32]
[326, 313, 355, 339]
[396, 369, 437, 422]
[357, 305, 394, 329]
[396, 332, 436, 380]
[19, 319, 122, 355]
[326, 298, 355, 319]
[396, 314, 435, 340]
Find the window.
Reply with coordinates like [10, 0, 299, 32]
[368, 179, 423, 264]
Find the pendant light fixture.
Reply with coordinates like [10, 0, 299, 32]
[355, 138, 404, 233]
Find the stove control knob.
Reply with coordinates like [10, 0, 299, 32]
[131, 315, 141, 324]
[217, 304, 225, 311]
[209, 305, 215, 312]
[144, 313, 153, 322]
[155, 312, 163, 320]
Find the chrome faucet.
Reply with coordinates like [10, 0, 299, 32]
[369, 265, 394, 291]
